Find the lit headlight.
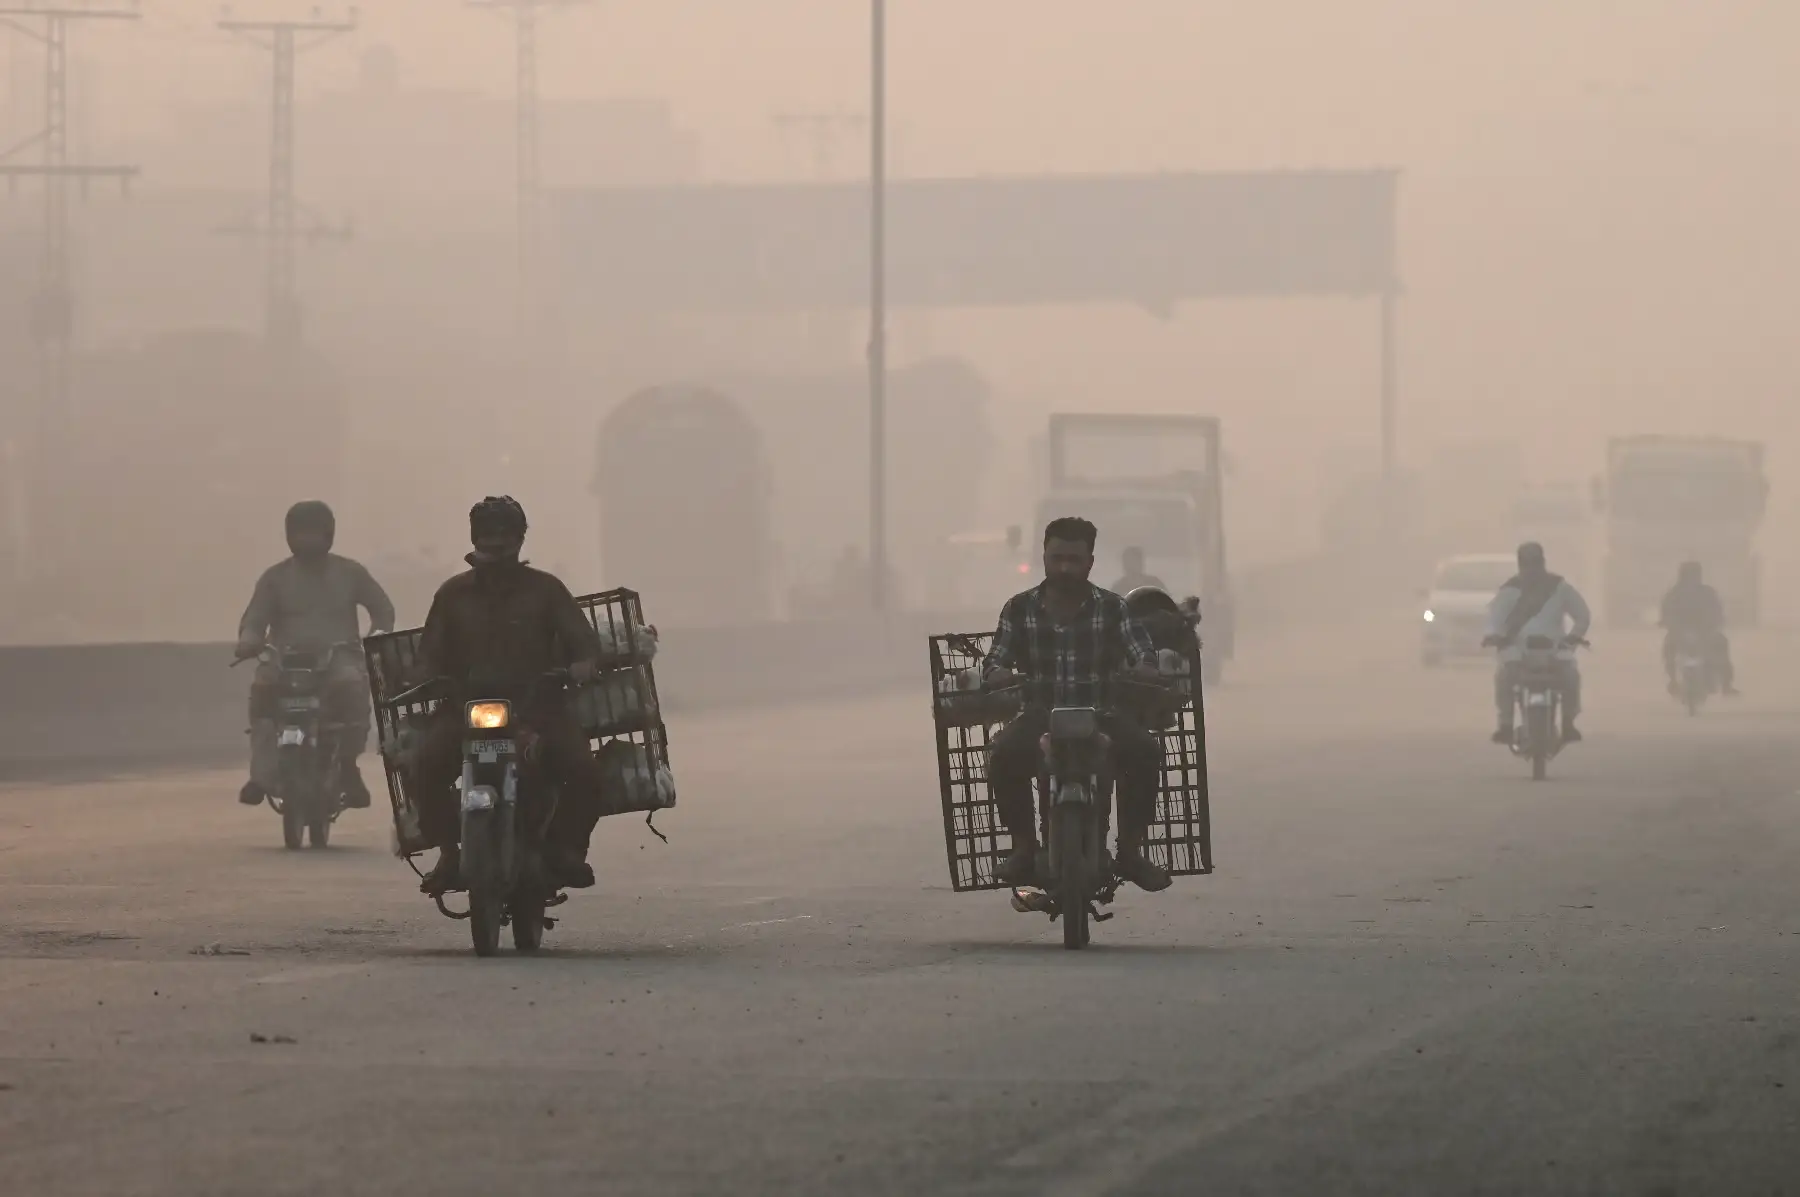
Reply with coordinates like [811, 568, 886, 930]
[1422, 610, 1436, 623]
[465, 701, 511, 730]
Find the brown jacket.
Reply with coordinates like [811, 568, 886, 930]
[415, 560, 600, 696]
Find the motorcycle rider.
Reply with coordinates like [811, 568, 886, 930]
[1482, 541, 1591, 744]
[237, 501, 394, 809]
[1111, 545, 1166, 595]
[983, 517, 1173, 893]
[408, 496, 610, 896]
[1659, 561, 1737, 696]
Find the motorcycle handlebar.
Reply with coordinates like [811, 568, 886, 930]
[391, 668, 573, 708]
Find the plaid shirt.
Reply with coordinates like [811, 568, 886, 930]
[984, 582, 1156, 709]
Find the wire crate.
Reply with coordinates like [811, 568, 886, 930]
[928, 630, 1213, 893]
[361, 586, 672, 856]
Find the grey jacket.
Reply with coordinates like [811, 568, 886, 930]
[239, 554, 395, 649]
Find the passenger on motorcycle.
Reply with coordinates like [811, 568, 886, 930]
[1660, 562, 1737, 696]
[982, 517, 1173, 893]
[408, 497, 609, 896]
[236, 501, 395, 809]
[1481, 542, 1591, 744]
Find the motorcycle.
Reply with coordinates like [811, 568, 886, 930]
[237, 642, 356, 849]
[1504, 634, 1586, 781]
[1669, 629, 1714, 716]
[999, 678, 1178, 950]
[389, 670, 572, 957]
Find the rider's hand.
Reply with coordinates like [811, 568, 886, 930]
[983, 667, 1017, 689]
[234, 636, 264, 661]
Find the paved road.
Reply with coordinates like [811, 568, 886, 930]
[2, 621, 1797, 1195]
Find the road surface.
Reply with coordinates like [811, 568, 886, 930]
[2, 620, 1797, 1195]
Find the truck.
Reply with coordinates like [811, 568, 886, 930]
[1033, 413, 1233, 681]
[1593, 436, 1768, 628]
[1510, 481, 1592, 590]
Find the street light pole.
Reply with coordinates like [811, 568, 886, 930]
[868, 0, 888, 612]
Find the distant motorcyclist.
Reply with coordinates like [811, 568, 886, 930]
[408, 496, 610, 896]
[1660, 561, 1737, 696]
[1111, 545, 1166, 595]
[1482, 542, 1591, 744]
[983, 517, 1172, 893]
[237, 501, 394, 810]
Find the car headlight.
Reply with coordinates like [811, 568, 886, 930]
[1422, 609, 1436, 623]
[465, 700, 511, 730]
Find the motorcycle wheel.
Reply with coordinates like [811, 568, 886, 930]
[280, 802, 304, 850]
[511, 894, 546, 952]
[1526, 704, 1551, 781]
[306, 806, 331, 848]
[1685, 675, 1703, 716]
[468, 885, 503, 957]
[1055, 804, 1090, 951]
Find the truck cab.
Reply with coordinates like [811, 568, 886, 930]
[1594, 437, 1767, 627]
[1035, 413, 1233, 678]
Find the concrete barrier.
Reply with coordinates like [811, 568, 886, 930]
[0, 545, 1439, 783]
[0, 612, 987, 782]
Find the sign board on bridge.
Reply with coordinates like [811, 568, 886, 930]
[551, 170, 1399, 312]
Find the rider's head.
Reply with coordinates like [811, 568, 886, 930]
[284, 500, 335, 561]
[1122, 545, 1146, 575]
[469, 495, 528, 567]
[1517, 541, 1547, 580]
[1042, 517, 1097, 593]
[1679, 560, 1703, 586]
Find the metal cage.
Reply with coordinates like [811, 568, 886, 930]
[928, 630, 1213, 893]
[363, 586, 671, 857]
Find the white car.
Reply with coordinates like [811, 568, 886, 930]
[1420, 553, 1516, 666]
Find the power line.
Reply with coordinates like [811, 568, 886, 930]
[0, 0, 139, 582]
[216, 10, 356, 353]
[471, 0, 588, 334]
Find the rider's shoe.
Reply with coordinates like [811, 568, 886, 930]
[1561, 723, 1583, 743]
[999, 840, 1038, 886]
[239, 780, 267, 806]
[546, 848, 595, 890]
[339, 762, 372, 809]
[1115, 847, 1172, 893]
[419, 847, 463, 895]
[1490, 726, 1514, 745]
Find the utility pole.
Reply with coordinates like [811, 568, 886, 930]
[0, 1, 139, 583]
[217, 10, 356, 355]
[868, 0, 888, 612]
[471, 0, 587, 338]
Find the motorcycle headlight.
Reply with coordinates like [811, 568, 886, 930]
[465, 701, 511, 730]
[1422, 609, 1436, 623]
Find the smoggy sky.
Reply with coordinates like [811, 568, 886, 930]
[42, 2, 1800, 177]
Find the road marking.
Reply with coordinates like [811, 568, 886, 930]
[254, 964, 368, 986]
[999, 976, 1534, 1196]
[720, 915, 814, 931]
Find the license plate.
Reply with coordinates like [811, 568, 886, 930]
[1525, 692, 1550, 707]
[282, 697, 320, 711]
[278, 727, 307, 746]
[467, 738, 515, 758]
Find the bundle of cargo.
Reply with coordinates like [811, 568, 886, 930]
[364, 586, 675, 859]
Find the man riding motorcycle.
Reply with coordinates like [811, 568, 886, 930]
[983, 516, 1173, 893]
[408, 496, 610, 896]
[1482, 541, 1591, 745]
[237, 500, 395, 809]
[1660, 561, 1737, 696]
